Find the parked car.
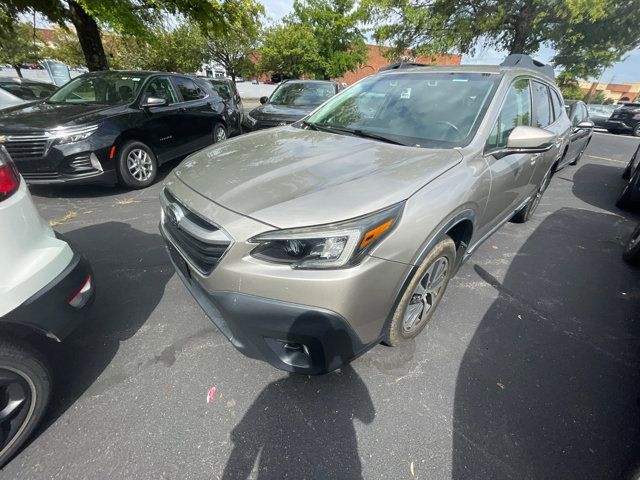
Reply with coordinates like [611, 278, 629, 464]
[587, 103, 616, 129]
[160, 55, 571, 374]
[617, 144, 640, 210]
[605, 102, 640, 136]
[244, 80, 341, 131]
[623, 223, 640, 266]
[554, 99, 593, 170]
[198, 77, 243, 135]
[0, 146, 94, 467]
[0, 77, 58, 102]
[0, 71, 231, 189]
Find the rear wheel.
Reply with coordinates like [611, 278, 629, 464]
[384, 237, 456, 346]
[633, 124, 640, 138]
[511, 164, 553, 223]
[623, 224, 640, 267]
[0, 339, 51, 468]
[213, 123, 227, 143]
[116, 141, 158, 189]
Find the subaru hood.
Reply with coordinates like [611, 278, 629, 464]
[173, 126, 462, 228]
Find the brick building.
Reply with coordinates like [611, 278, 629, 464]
[578, 81, 640, 104]
[335, 45, 461, 85]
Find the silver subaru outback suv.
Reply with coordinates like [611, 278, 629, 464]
[160, 55, 572, 374]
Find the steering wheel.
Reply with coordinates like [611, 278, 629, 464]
[434, 121, 463, 141]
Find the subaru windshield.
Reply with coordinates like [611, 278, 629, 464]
[270, 82, 335, 107]
[48, 73, 146, 105]
[304, 72, 500, 148]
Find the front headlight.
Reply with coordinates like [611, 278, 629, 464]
[48, 124, 99, 145]
[249, 203, 404, 269]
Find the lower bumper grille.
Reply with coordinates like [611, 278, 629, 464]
[4, 139, 47, 161]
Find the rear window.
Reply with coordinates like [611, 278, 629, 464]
[0, 82, 57, 100]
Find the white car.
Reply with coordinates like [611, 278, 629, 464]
[0, 145, 94, 467]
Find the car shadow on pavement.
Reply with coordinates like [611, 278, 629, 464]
[222, 325, 375, 480]
[452, 207, 640, 479]
[35, 221, 173, 433]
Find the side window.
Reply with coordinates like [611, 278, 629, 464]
[551, 89, 563, 121]
[212, 83, 232, 100]
[174, 77, 206, 102]
[144, 77, 178, 104]
[532, 81, 552, 127]
[486, 79, 532, 150]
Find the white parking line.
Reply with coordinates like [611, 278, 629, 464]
[593, 131, 640, 141]
[585, 154, 626, 164]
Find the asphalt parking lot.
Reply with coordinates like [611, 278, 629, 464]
[4, 132, 640, 479]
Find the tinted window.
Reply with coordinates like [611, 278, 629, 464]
[48, 73, 145, 105]
[532, 81, 552, 127]
[207, 80, 232, 100]
[551, 89, 563, 121]
[270, 82, 336, 106]
[307, 73, 499, 148]
[486, 78, 532, 150]
[0, 82, 56, 100]
[144, 76, 178, 104]
[174, 77, 206, 101]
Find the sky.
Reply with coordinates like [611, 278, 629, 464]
[261, 0, 640, 84]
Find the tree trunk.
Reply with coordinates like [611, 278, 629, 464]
[13, 65, 22, 78]
[67, 0, 109, 71]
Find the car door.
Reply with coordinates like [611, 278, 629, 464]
[568, 103, 591, 161]
[215, 81, 242, 135]
[138, 75, 183, 163]
[481, 78, 538, 227]
[171, 76, 216, 153]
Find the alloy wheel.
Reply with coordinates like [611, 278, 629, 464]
[403, 256, 449, 332]
[0, 368, 33, 456]
[215, 126, 227, 142]
[126, 148, 153, 182]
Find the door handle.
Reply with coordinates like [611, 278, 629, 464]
[530, 153, 541, 165]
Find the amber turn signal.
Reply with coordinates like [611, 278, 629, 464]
[360, 219, 393, 249]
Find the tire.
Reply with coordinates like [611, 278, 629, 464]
[511, 164, 553, 223]
[633, 124, 640, 138]
[384, 237, 456, 346]
[0, 338, 51, 468]
[623, 224, 640, 267]
[622, 154, 635, 180]
[213, 123, 227, 143]
[116, 141, 158, 189]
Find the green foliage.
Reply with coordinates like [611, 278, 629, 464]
[363, 0, 640, 79]
[589, 91, 607, 104]
[556, 73, 584, 100]
[40, 26, 85, 67]
[0, 21, 41, 74]
[258, 23, 323, 78]
[288, 0, 367, 79]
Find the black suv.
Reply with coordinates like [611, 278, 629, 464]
[0, 71, 233, 188]
[244, 80, 341, 131]
[198, 78, 244, 134]
[605, 102, 640, 137]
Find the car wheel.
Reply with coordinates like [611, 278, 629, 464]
[511, 164, 553, 223]
[616, 168, 640, 210]
[633, 124, 640, 138]
[0, 338, 51, 468]
[384, 237, 456, 346]
[213, 123, 227, 143]
[116, 141, 158, 189]
[623, 224, 640, 267]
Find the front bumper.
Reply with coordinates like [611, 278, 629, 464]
[605, 120, 635, 132]
[1, 252, 95, 341]
[166, 241, 372, 374]
[23, 169, 117, 185]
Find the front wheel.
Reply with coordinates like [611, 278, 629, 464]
[0, 339, 51, 468]
[384, 237, 456, 346]
[623, 224, 640, 267]
[511, 164, 553, 223]
[116, 141, 158, 189]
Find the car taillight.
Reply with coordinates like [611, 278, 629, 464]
[0, 145, 20, 201]
[67, 274, 93, 308]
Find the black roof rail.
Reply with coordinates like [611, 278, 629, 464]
[501, 54, 555, 80]
[379, 62, 428, 72]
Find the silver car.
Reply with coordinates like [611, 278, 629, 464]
[160, 55, 571, 374]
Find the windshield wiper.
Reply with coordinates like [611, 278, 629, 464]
[315, 125, 408, 146]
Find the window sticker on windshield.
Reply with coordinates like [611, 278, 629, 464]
[400, 88, 411, 99]
[452, 79, 469, 82]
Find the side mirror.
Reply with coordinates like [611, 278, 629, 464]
[259, 96, 268, 104]
[140, 96, 168, 108]
[492, 126, 556, 159]
[576, 120, 594, 130]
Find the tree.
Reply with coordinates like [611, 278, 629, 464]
[1, 0, 264, 71]
[556, 72, 584, 101]
[288, 0, 367, 79]
[0, 20, 41, 77]
[205, 17, 261, 82]
[40, 26, 85, 68]
[364, 0, 640, 79]
[258, 24, 323, 79]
